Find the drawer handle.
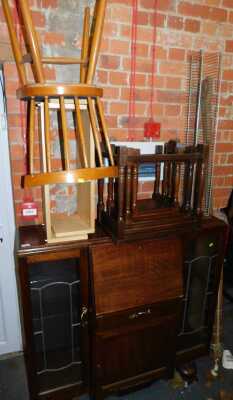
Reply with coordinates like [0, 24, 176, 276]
[129, 308, 151, 320]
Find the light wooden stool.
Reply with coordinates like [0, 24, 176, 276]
[2, 0, 118, 241]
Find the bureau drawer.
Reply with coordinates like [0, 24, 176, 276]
[95, 297, 182, 333]
[90, 237, 183, 315]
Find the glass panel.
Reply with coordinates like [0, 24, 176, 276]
[185, 257, 210, 331]
[31, 289, 41, 332]
[34, 332, 44, 372]
[42, 283, 72, 369]
[181, 231, 220, 335]
[208, 255, 218, 292]
[29, 258, 83, 393]
[38, 364, 82, 393]
[72, 281, 81, 325]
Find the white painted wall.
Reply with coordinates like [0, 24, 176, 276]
[0, 67, 21, 355]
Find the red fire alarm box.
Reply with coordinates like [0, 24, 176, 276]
[21, 197, 38, 222]
[144, 119, 161, 140]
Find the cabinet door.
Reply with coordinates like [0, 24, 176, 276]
[176, 226, 226, 361]
[94, 304, 181, 388]
[19, 255, 88, 399]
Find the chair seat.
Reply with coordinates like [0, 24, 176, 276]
[17, 83, 103, 99]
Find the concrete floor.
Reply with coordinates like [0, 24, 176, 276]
[0, 353, 29, 400]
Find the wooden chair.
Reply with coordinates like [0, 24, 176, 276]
[2, 0, 117, 187]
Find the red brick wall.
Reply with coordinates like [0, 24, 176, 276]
[1, 0, 233, 223]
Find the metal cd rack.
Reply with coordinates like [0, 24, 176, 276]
[185, 51, 222, 216]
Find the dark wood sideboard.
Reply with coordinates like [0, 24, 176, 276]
[16, 217, 227, 400]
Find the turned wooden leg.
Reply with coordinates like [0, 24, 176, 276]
[176, 362, 198, 385]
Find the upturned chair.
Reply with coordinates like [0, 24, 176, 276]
[2, 0, 117, 187]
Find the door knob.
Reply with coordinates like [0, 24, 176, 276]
[81, 306, 88, 321]
[0, 238, 3, 243]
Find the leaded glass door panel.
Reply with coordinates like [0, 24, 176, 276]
[28, 257, 86, 395]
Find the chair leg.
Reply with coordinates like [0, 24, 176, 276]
[80, 7, 90, 83]
[74, 97, 88, 168]
[59, 96, 70, 170]
[88, 97, 104, 167]
[44, 96, 51, 172]
[86, 0, 107, 84]
[29, 98, 36, 174]
[96, 97, 114, 166]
